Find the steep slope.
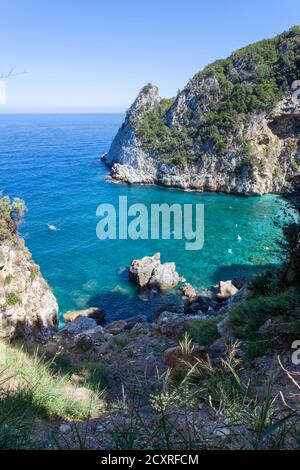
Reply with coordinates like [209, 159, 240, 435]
[0, 197, 58, 341]
[104, 26, 300, 195]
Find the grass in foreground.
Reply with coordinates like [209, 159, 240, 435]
[0, 342, 102, 422]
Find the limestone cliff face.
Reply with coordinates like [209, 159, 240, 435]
[0, 236, 58, 342]
[104, 28, 300, 195]
[104, 84, 161, 184]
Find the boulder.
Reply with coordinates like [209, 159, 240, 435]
[73, 326, 104, 351]
[216, 280, 238, 301]
[164, 344, 207, 370]
[156, 311, 186, 337]
[105, 319, 127, 335]
[216, 315, 233, 342]
[154, 304, 184, 320]
[180, 283, 198, 302]
[125, 314, 147, 329]
[129, 253, 179, 291]
[148, 263, 179, 290]
[210, 337, 227, 354]
[71, 386, 98, 404]
[60, 315, 97, 337]
[129, 253, 160, 287]
[63, 306, 106, 325]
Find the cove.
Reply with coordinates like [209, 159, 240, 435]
[0, 113, 293, 324]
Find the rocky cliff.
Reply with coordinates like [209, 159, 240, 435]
[104, 27, 300, 195]
[0, 197, 58, 341]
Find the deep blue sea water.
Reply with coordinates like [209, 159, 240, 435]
[0, 114, 291, 324]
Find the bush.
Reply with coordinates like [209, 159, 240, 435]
[4, 275, 12, 285]
[187, 316, 221, 345]
[228, 290, 300, 338]
[248, 270, 278, 297]
[6, 292, 21, 306]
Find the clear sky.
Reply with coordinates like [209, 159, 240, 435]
[0, 0, 299, 113]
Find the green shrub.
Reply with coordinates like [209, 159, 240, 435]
[29, 264, 40, 281]
[187, 316, 221, 345]
[244, 340, 271, 359]
[68, 359, 108, 392]
[4, 275, 12, 285]
[228, 290, 300, 338]
[6, 292, 21, 306]
[248, 270, 277, 297]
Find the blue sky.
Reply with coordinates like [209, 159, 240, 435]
[0, 0, 299, 112]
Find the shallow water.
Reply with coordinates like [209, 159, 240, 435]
[0, 114, 290, 323]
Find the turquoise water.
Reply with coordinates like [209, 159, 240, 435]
[0, 114, 290, 323]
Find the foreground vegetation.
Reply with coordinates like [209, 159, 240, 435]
[0, 196, 299, 449]
[0, 343, 106, 449]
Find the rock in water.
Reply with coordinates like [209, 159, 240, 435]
[216, 280, 238, 301]
[129, 252, 179, 291]
[129, 253, 160, 287]
[148, 263, 179, 290]
[180, 283, 198, 301]
[64, 307, 106, 325]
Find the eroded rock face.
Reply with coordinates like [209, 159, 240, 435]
[107, 91, 300, 195]
[0, 239, 58, 342]
[103, 85, 161, 184]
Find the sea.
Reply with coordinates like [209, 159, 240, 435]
[0, 113, 290, 324]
